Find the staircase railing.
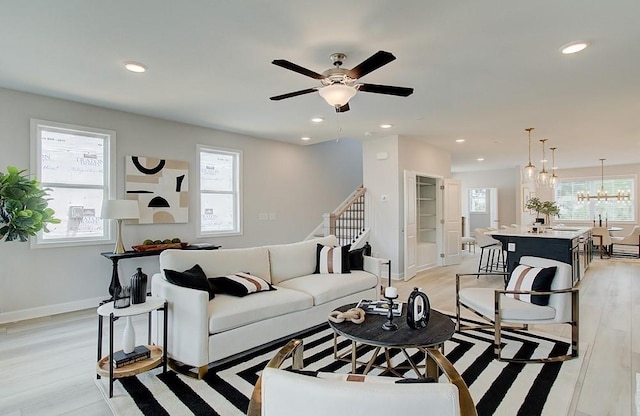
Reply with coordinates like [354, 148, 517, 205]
[306, 186, 369, 247]
[326, 186, 366, 246]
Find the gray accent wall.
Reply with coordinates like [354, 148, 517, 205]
[0, 87, 362, 322]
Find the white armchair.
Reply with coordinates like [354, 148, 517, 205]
[248, 339, 477, 416]
[456, 256, 579, 363]
[611, 225, 640, 258]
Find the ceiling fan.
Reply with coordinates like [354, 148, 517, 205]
[270, 50, 414, 112]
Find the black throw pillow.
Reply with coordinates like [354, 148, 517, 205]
[208, 272, 275, 297]
[163, 264, 215, 300]
[349, 247, 366, 270]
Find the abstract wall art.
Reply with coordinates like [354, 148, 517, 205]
[125, 155, 189, 224]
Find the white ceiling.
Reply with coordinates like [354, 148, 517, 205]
[1, 1, 639, 172]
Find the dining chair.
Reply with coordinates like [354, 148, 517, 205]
[591, 226, 613, 258]
[610, 225, 640, 258]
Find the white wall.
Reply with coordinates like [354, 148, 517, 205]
[363, 135, 451, 278]
[453, 168, 519, 233]
[0, 87, 363, 322]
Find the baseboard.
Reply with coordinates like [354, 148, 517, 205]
[0, 296, 105, 324]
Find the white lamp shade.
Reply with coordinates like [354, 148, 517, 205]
[102, 199, 140, 220]
[318, 84, 357, 107]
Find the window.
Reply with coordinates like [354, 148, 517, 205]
[30, 119, 115, 247]
[198, 145, 241, 236]
[469, 189, 487, 213]
[555, 176, 635, 222]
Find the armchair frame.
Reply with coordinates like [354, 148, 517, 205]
[456, 272, 579, 363]
[248, 338, 478, 416]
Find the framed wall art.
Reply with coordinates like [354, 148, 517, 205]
[125, 155, 189, 224]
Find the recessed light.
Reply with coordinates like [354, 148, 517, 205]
[311, 117, 324, 123]
[477, 158, 484, 162]
[456, 139, 465, 143]
[561, 41, 588, 55]
[124, 61, 147, 73]
[301, 137, 311, 141]
[380, 124, 393, 129]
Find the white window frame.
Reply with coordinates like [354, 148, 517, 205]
[554, 175, 636, 223]
[197, 145, 242, 237]
[30, 119, 116, 248]
[469, 188, 488, 213]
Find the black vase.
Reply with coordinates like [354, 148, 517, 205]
[406, 287, 430, 330]
[130, 267, 148, 304]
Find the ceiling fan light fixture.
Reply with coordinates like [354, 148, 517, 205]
[318, 84, 357, 107]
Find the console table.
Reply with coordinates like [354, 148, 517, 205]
[101, 243, 221, 299]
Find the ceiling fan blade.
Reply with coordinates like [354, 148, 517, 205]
[270, 88, 318, 101]
[272, 59, 325, 80]
[335, 103, 350, 113]
[346, 51, 396, 79]
[358, 83, 414, 97]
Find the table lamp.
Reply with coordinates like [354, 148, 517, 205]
[102, 199, 140, 254]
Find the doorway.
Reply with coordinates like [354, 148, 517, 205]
[467, 188, 498, 236]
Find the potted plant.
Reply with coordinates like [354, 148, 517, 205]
[540, 200, 560, 225]
[525, 196, 545, 224]
[0, 166, 60, 242]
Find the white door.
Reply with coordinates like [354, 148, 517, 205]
[442, 178, 462, 266]
[403, 170, 417, 280]
[489, 187, 499, 229]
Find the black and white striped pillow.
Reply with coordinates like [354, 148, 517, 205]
[208, 272, 275, 297]
[314, 244, 351, 274]
[506, 264, 557, 306]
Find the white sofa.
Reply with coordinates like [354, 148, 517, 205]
[151, 235, 385, 376]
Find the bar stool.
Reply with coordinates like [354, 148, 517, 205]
[474, 228, 505, 275]
[461, 236, 476, 253]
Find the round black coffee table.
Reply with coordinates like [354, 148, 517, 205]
[328, 303, 455, 378]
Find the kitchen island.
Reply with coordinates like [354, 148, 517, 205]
[489, 227, 592, 285]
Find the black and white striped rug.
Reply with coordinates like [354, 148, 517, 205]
[96, 317, 582, 416]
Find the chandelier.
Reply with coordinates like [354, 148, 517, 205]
[522, 128, 536, 182]
[577, 158, 631, 202]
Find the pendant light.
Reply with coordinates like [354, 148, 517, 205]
[536, 138, 550, 187]
[522, 128, 536, 182]
[550, 147, 558, 186]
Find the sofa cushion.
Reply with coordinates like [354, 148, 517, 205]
[266, 235, 338, 285]
[163, 264, 215, 300]
[459, 288, 556, 321]
[160, 246, 272, 283]
[506, 264, 557, 306]
[208, 287, 313, 334]
[314, 244, 350, 274]
[209, 272, 275, 297]
[277, 270, 378, 306]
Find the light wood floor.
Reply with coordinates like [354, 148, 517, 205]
[0, 252, 637, 416]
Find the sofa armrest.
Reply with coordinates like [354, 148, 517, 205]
[363, 255, 389, 286]
[151, 273, 210, 368]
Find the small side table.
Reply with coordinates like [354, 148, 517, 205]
[97, 296, 168, 398]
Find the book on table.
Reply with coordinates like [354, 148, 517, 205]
[357, 299, 403, 316]
[112, 345, 151, 367]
